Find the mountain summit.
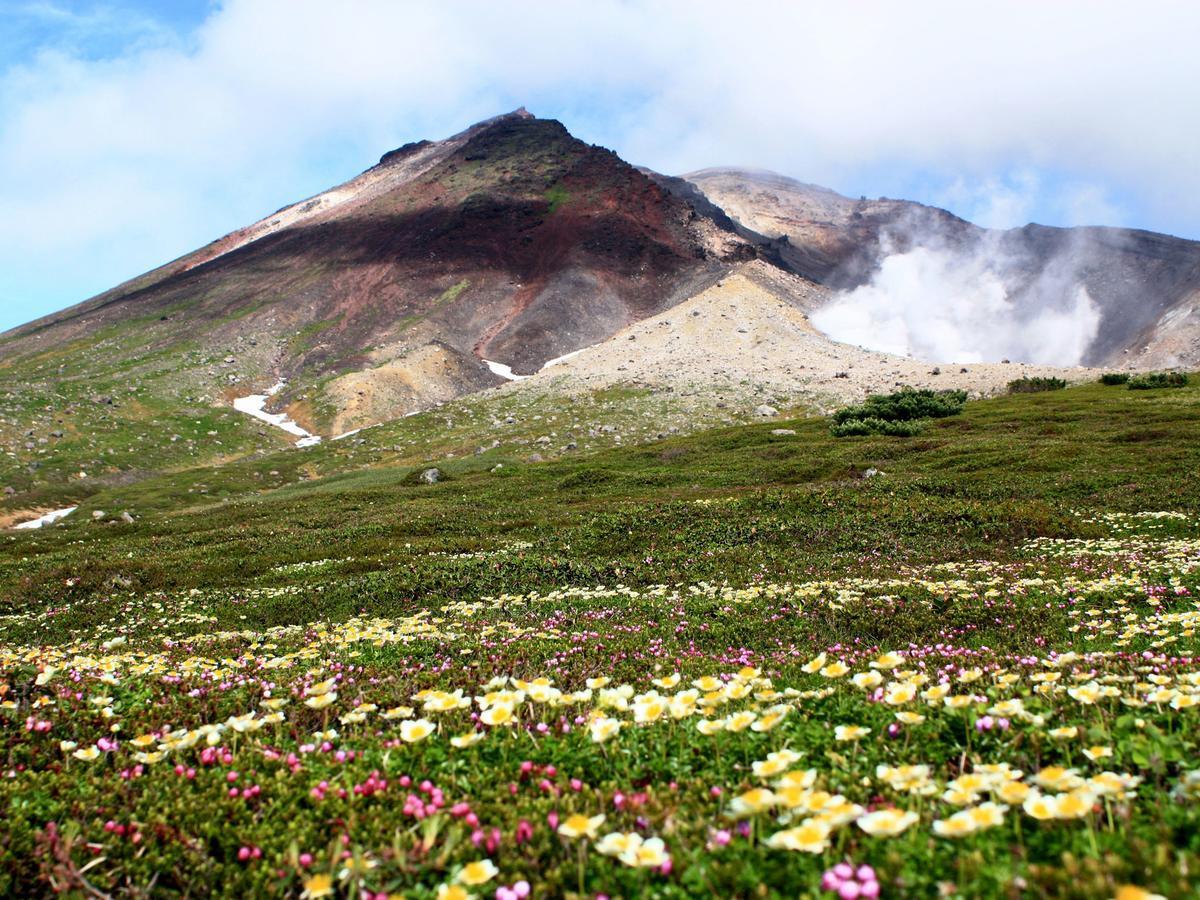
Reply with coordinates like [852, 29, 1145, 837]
[4, 111, 758, 434]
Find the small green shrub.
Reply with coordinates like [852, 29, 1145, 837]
[1128, 372, 1189, 390]
[1100, 373, 1130, 385]
[831, 389, 967, 426]
[830, 416, 926, 437]
[1007, 376, 1067, 394]
[830, 388, 966, 437]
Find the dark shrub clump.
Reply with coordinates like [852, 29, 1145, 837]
[1099, 373, 1130, 385]
[831, 388, 967, 437]
[1007, 376, 1067, 394]
[1128, 372, 1188, 390]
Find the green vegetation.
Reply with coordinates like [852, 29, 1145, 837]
[1100, 372, 1130, 385]
[1007, 375, 1067, 393]
[1128, 371, 1188, 390]
[830, 388, 966, 436]
[544, 183, 571, 213]
[1, 379, 1199, 897]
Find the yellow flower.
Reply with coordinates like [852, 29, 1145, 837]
[932, 810, 976, 838]
[871, 652, 905, 670]
[558, 813, 605, 839]
[1053, 789, 1096, 819]
[620, 836, 669, 868]
[856, 808, 919, 836]
[696, 718, 724, 735]
[652, 673, 681, 689]
[400, 719, 435, 743]
[729, 788, 777, 816]
[305, 692, 337, 710]
[1048, 725, 1078, 740]
[852, 671, 883, 690]
[586, 677, 611, 689]
[765, 818, 831, 852]
[894, 710, 925, 724]
[802, 653, 827, 674]
[996, 781, 1033, 804]
[967, 802, 1008, 830]
[596, 832, 640, 857]
[589, 717, 621, 743]
[1114, 886, 1167, 900]
[1033, 766, 1084, 792]
[923, 683, 951, 702]
[301, 873, 335, 899]
[883, 686, 916, 710]
[451, 731, 485, 748]
[776, 768, 818, 790]
[72, 746, 101, 761]
[1022, 791, 1058, 820]
[480, 704, 515, 727]
[632, 693, 667, 723]
[751, 707, 788, 732]
[834, 725, 871, 742]
[820, 662, 850, 679]
[437, 885, 472, 900]
[1083, 745, 1113, 762]
[724, 711, 757, 732]
[456, 859, 499, 886]
[1068, 682, 1102, 705]
[305, 678, 337, 697]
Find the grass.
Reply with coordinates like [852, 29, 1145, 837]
[1, 378, 1199, 896]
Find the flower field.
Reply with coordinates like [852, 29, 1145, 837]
[3, 382, 1200, 896]
[3, 508, 1200, 897]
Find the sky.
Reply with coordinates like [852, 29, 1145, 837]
[1, 0, 1198, 332]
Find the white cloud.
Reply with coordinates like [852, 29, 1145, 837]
[2, 0, 1198, 329]
[811, 243, 1103, 365]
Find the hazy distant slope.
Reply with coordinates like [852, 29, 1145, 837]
[686, 167, 1200, 368]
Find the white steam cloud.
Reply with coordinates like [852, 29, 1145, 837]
[811, 234, 1103, 366]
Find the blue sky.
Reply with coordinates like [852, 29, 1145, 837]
[1, 0, 1197, 332]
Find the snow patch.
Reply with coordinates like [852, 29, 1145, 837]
[540, 348, 586, 369]
[233, 381, 323, 448]
[484, 360, 530, 381]
[13, 507, 78, 530]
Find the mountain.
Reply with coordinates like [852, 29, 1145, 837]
[684, 168, 1200, 368]
[2, 110, 1198, 521]
[2, 110, 759, 437]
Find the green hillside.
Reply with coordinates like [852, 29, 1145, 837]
[2, 379, 1199, 896]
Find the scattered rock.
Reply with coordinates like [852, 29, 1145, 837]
[120, 511, 135, 525]
[754, 404, 778, 417]
[771, 428, 796, 436]
[864, 468, 884, 479]
[92, 510, 106, 520]
[419, 468, 440, 484]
